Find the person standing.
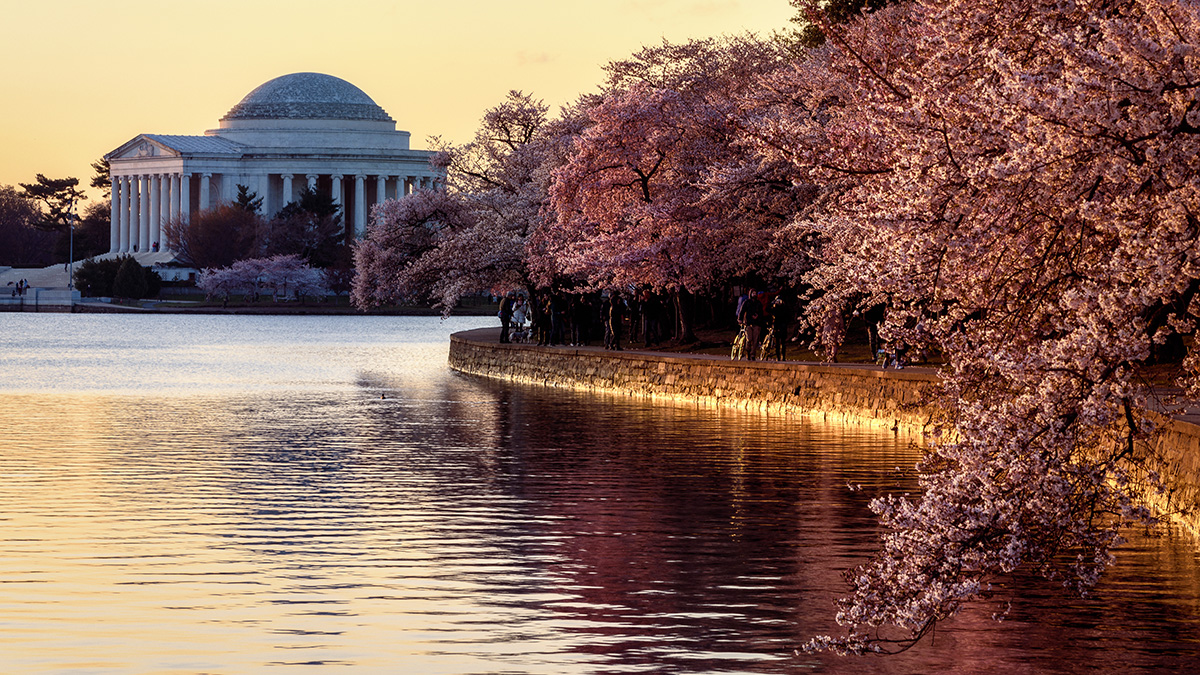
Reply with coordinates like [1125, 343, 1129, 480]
[641, 289, 660, 347]
[738, 290, 763, 360]
[498, 292, 514, 343]
[607, 291, 624, 351]
[767, 296, 791, 361]
[549, 292, 565, 346]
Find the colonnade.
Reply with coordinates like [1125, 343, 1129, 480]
[110, 172, 195, 254]
[109, 171, 439, 254]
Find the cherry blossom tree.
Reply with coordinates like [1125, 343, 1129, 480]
[738, 0, 1200, 654]
[543, 37, 788, 341]
[259, 254, 328, 300]
[198, 254, 327, 303]
[354, 91, 584, 312]
[352, 187, 475, 308]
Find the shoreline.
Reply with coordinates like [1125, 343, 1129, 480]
[3, 298, 498, 317]
[448, 327, 1200, 539]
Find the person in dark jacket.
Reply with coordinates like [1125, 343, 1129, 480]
[738, 290, 763, 360]
[767, 295, 791, 361]
[498, 292, 514, 343]
[606, 291, 624, 351]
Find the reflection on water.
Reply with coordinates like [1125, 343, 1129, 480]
[0, 315, 1198, 673]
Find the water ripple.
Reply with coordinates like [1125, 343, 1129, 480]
[1, 315, 1198, 673]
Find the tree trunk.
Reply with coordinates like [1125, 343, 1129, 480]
[673, 289, 698, 344]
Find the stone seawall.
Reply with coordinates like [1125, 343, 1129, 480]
[449, 328, 1200, 537]
[0, 289, 80, 312]
[449, 328, 940, 432]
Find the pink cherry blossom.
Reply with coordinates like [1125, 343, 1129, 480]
[739, 0, 1200, 653]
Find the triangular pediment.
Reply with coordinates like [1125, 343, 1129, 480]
[106, 135, 182, 161]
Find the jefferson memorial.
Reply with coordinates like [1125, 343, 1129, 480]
[105, 72, 441, 254]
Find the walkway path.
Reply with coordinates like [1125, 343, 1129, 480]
[1, 251, 179, 292]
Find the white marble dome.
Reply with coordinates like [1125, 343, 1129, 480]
[222, 73, 394, 123]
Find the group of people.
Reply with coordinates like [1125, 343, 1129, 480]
[498, 289, 672, 350]
[8, 279, 30, 298]
[494, 286, 916, 368]
[497, 293, 529, 344]
[734, 289, 791, 361]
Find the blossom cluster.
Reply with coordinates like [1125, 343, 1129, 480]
[198, 254, 328, 301]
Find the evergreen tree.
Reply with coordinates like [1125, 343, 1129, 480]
[234, 184, 263, 214]
[73, 256, 124, 297]
[142, 265, 162, 298]
[265, 186, 344, 267]
[90, 158, 111, 200]
[112, 255, 148, 299]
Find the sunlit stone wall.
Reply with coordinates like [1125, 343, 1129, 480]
[449, 328, 1200, 537]
[448, 329, 939, 432]
[1145, 416, 1200, 537]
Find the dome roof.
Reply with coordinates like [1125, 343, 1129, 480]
[221, 72, 393, 123]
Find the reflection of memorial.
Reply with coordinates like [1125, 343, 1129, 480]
[105, 72, 442, 254]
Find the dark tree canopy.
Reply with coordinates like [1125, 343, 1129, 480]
[275, 186, 340, 221]
[164, 204, 259, 269]
[56, 200, 112, 262]
[265, 187, 345, 267]
[0, 185, 54, 266]
[785, 0, 899, 49]
[18, 174, 87, 232]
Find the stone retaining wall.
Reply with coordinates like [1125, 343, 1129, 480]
[449, 328, 940, 432]
[449, 328, 1200, 537]
[0, 289, 80, 312]
[1145, 416, 1200, 537]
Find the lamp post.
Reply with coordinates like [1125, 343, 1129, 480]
[66, 198, 76, 290]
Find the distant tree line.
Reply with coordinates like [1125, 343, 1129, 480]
[0, 168, 111, 268]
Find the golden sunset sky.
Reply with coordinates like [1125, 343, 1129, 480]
[0, 0, 794, 201]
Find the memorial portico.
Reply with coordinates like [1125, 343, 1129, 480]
[105, 72, 442, 254]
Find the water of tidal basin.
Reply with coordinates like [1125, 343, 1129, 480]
[1, 315, 1199, 674]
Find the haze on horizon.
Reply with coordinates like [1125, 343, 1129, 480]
[0, 0, 794, 200]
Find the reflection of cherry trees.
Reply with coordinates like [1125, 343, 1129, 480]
[198, 254, 327, 302]
[348, 0, 1200, 654]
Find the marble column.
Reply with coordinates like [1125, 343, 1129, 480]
[260, 173, 272, 216]
[149, 174, 162, 252]
[139, 174, 151, 252]
[180, 173, 191, 226]
[306, 174, 318, 190]
[331, 174, 343, 210]
[110, 178, 122, 253]
[124, 176, 136, 252]
[282, 174, 294, 207]
[159, 174, 170, 250]
[199, 173, 212, 212]
[354, 174, 366, 238]
[127, 176, 140, 253]
[376, 175, 387, 207]
[169, 174, 181, 227]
